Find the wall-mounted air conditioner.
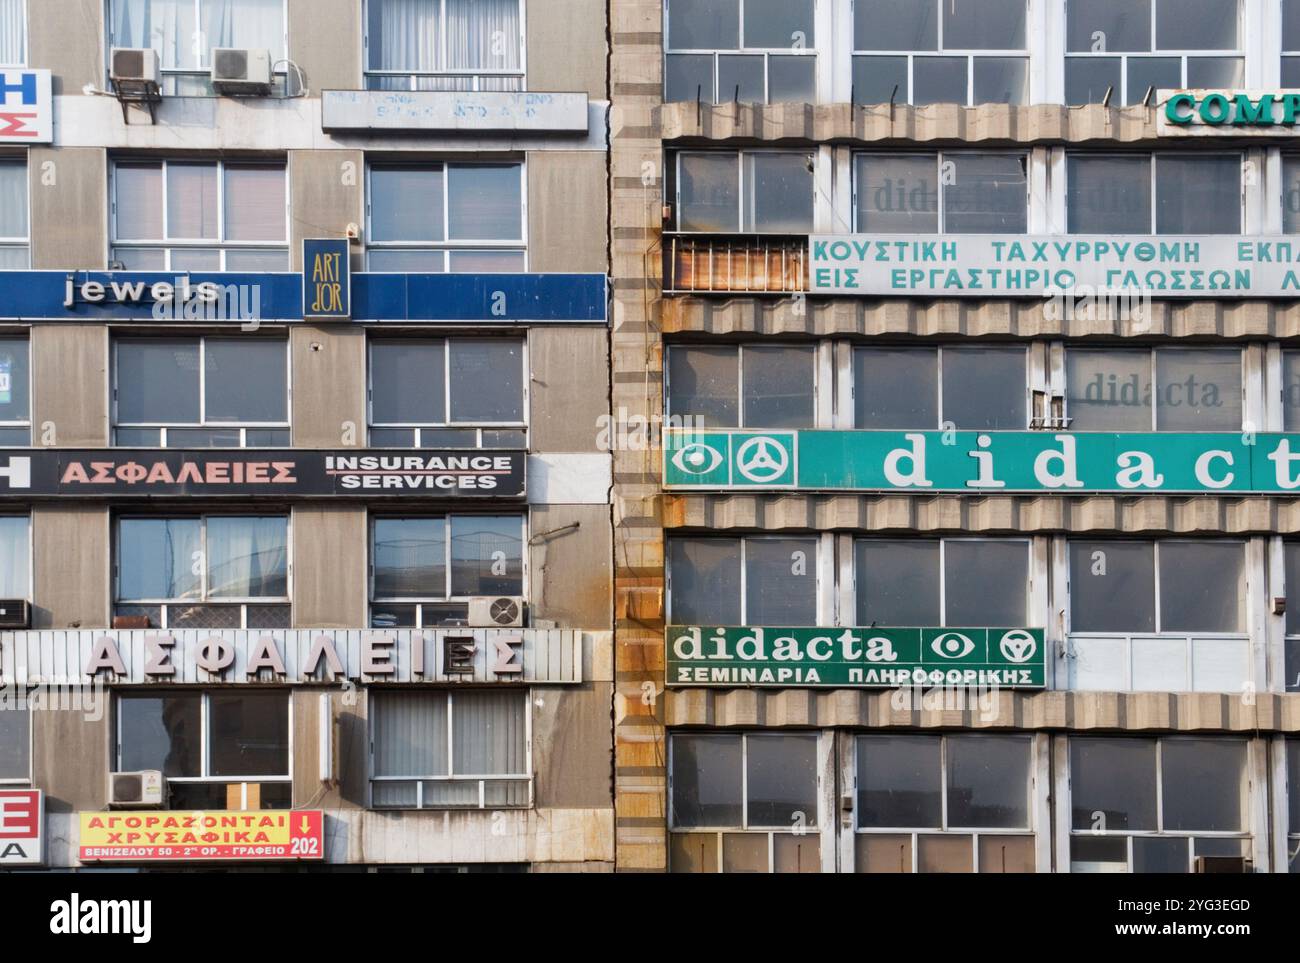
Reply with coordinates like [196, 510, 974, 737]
[211, 48, 273, 95]
[110, 47, 160, 86]
[107, 770, 166, 808]
[0, 598, 29, 628]
[467, 596, 525, 628]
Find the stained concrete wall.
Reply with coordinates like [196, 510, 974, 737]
[528, 326, 608, 453]
[527, 151, 607, 274]
[289, 324, 367, 447]
[27, 0, 103, 96]
[28, 148, 107, 270]
[290, 504, 367, 627]
[287, 0, 362, 94]
[32, 504, 109, 629]
[526, 0, 608, 99]
[288, 150, 365, 272]
[30, 324, 108, 446]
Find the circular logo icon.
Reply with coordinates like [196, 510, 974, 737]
[735, 436, 790, 484]
[930, 632, 975, 660]
[998, 630, 1037, 664]
[671, 442, 723, 476]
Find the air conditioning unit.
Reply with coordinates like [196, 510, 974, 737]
[110, 47, 160, 86]
[211, 48, 273, 95]
[107, 770, 166, 808]
[1194, 855, 1252, 873]
[468, 596, 525, 628]
[0, 598, 29, 628]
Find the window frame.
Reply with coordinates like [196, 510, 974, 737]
[852, 150, 1031, 235]
[667, 731, 821, 831]
[113, 512, 293, 629]
[1063, 0, 1244, 106]
[0, 701, 31, 785]
[369, 512, 528, 628]
[0, 511, 32, 603]
[111, 334, 292, 447]
[113, 689, 293, 798]
[1065, 151, 1245, 235]
[850, 0, 1030, 107]
[0, 333, 31, 444]
[367, 688, 533, 811]
[0, 154, 29, 269]
[364, 160, 529, 270]
[361, 0, 527, 93]
[0, 0, 25, 67]
[108, 157, 291, 271]
[1066, 734, 1253, 873]
[664, 341, 820, 429]
[673, 149, 817, 236]
[666, 533, 823, 626]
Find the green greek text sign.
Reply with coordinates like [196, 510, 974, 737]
[1161, 89, 1300, 131]
[664, 429, 1300, 494]
[666, 626, 1047, 689]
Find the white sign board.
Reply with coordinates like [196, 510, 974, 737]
[809, 235, 1300, 298]
[0, 69, 53, 143]
[322, 89, 590, 133]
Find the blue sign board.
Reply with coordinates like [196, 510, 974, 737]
[302, 239, 351, 320]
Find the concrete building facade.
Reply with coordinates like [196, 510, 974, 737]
[0, 0, 614, 872]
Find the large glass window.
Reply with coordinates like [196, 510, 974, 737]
[855, 538, 1029, 628]
[115, 515, 290, 629]
[1068, 540, 1245, 634]
[676, 152, 814, 234]
[369, 338, 525, 449]
[1287, 1, 1300, 85]
[0, 701, 28, 782]
[852, 0, 1028, 106]
[0, 336, 29, 445]
[370, 690, 530, 809]
[854, 153, 1028, 234]
[854, 345, 1027, 430]
[111, 159, 288, 270]
[1282, 157, 1300, 235]
[0, 0, 24, 65]
[108, 0, 287, 96]
[113, 337, 289, 447]
[1067, 154, 1241, 234]
[116, 690, 290, 809]
[0, 514, 28, 600]
[666, 344, 816, 429]
[367, 163, 525, 271]
[1288, 740, 1300, 871]
[664, 0, 817, 105]
[1065, 0, 1242, 105]
[365, 0, 523, 91]
[856, 734, 1034, 873]
[0, 157, 27, 269]
[370, 514, 524, 628]
[668, 535, 819, 626]
[1065, 347, 1242, 431]
[670, 732, 820, 873]
[1282, 543, 1300, 694]
[1069, 736, 1250, 872]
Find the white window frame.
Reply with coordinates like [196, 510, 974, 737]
[0, 155, 29, 269]
[0, 333, 31, 443]
[111, 335, 292, 447]
[0, 0, 26, 67]
[113, 513, 293, 629]
[361, 0, 527, 92]
[674, 149, 818, 235]
[0, 701, 32, 785]
[364, 160, 528, 271]
[108, 158, 291, 271]
[1062, 0, 1245, 105]
[366, 335, 529, 448]
[369, 513, 528, 628]
[1064, 151, 1245, 235]
[367, 688, 534, 811]
[666, 533, 827, 626]
[1063, 734, 1255, 873]
[664, 342, 821, 429]
[114, 690, 293, 799]
[852, 150, 1031, 235]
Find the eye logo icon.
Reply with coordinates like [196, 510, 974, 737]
[930, 632, 976, 660]
[735, 436, 790, 484]
[998, 630, 1037, 664]
[671, 442, 723, 476]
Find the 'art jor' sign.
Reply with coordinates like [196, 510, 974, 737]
[665, 430, 1300, 494]
[302, 238, 351, 319]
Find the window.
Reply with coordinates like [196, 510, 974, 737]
[1065, 0, 1242, 105]
[666, 344, 816, 429]
[111, 159, 289, 270]
[370, 690, 530, 809]
[113, 337, 289, 447]
[1065, 347, 1242, 431]
[0, 703, 29, 782]
[116, 690, 290, 809]
[854, 153, 1028, 234]
[664, 0, 816, 105]
[854, 345, 1027, 430]
[856, 734, 1034, 873]
[669, 733, 821, 872]
[676, 152, 814, 234]
[0, 0, 23, 65]
[0, 514, 28, 600]
[367, 163, 525, 271]
[852, 0, 1028, 106]
[1287, 1, 1300, 85]
[0, 336, 29, 445]
[370, 515, 524, 628]
[365, 0, 523, 92]
[855, 538, 1029, 628]
[668, 536, 819, 626]
[1068, 540, 1244, 634]
[1069, 736, 1250, 872]
[1282, 157, 1300, 235]
[108, 0, 288, 96]
[1288, 740, 1300, 872]
[1066, 154, 1241, 234]
[115, 515, 290, 628]
[0, 157, 28, 269]
[1283, 543, 1300, 693]
[369, 338, 525, 448]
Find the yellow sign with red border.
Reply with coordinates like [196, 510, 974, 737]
[79, 810, 324, 862]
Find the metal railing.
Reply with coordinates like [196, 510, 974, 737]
[664, 233, 808, 295]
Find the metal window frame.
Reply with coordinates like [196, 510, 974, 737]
[665, 532, 823, 626]
[0, 333, 32, 429]
[673, 148, 817, 235]
[361, 0, 527, 92]
[851, 150, 1031, 235]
